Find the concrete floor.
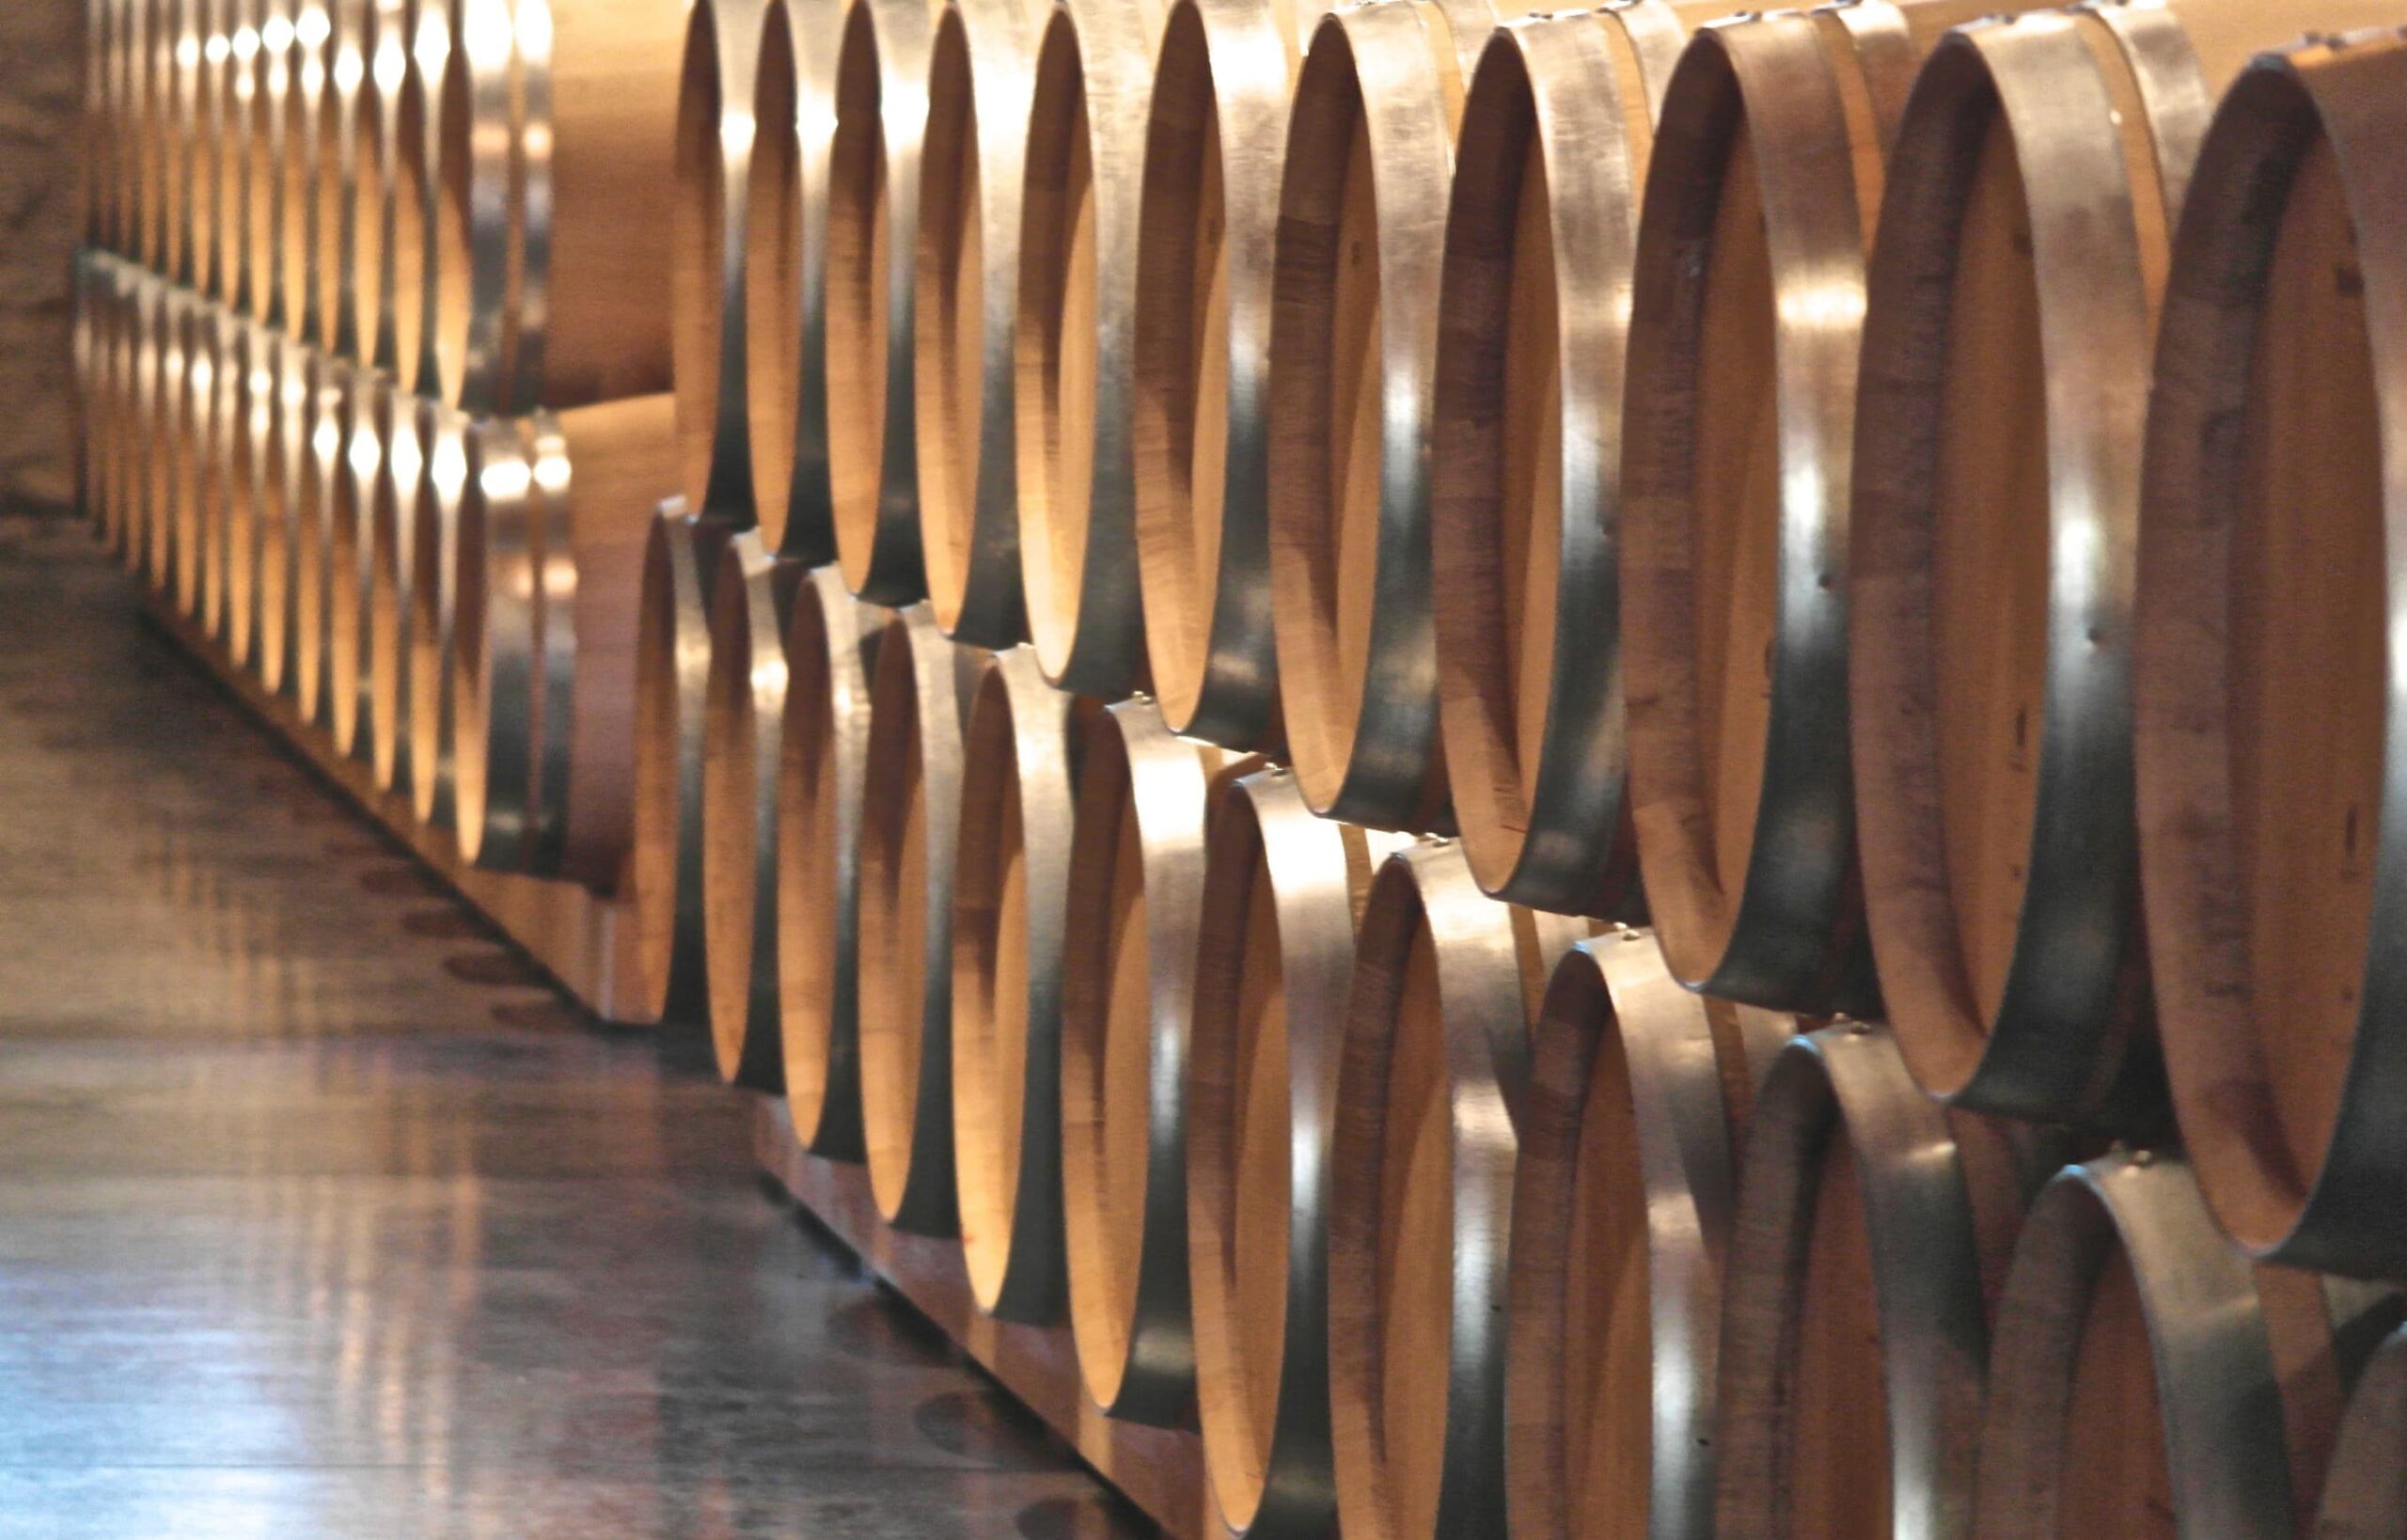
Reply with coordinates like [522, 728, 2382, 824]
[0, 516, 1149, 1537]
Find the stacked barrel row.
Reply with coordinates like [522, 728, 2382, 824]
[76, 0, 2407, 1533]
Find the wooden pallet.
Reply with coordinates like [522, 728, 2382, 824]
[149, 597, 1215, 1538]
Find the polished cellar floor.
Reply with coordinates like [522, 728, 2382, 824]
[0, 518, 1149, 1538]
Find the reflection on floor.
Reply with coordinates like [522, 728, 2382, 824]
[0, 517, 1150, 1538]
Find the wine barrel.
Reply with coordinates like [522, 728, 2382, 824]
[1429, 1, 1726, 916]
[428, 0, 681, 412]
[952, 647, 1087, 1321]
[820, 0, 935, 604]
[1974, 1151, 2404, 1539]
[1621, 0, 2036, 1014]
[311, 0, 369, 356]
[1186, 765, 1409, 1537]
[1127, 0, 1322, 752]
[700, 530, 795, 1089]
[1506, 929, 1746, 1540]
[1852, 1, 2400, 1130]
[1714, 1023, 2057, 1540]
[626, 501, 728, 1028]
[857, 603, 983, 1234]
[280, 0, 329, 344]
[672, 0, 768, 519]
[250, 334, 315, 698]
[367, 381, 423, 792]
[551, 395, 682, 888]
[2318, 1326, 2407, 1538]
[912, 0, 1044, 649]
[1323, 838, 1591, 1540]
[134, 0, 170, 274]
[215, 0, 256, 313]
[451, 415, 543, 865]
[1012, 0, 1168, 698]
[183, 302, 228, 638]
[326, 361, 384, 756]
[449, 399, 677, 874]
[88, 0, 119, 252]
[215, 315, 264, 664]
[374, 0, 436, 385]
[775, 560, 888, 1155]
[307, 355, 372, 750]
[1061, 694, 1239, 1425]
[188, 0, 228, 300]
[740, 0, 847, 559]
[161, 0, 203, 289]
[2136, 28, 2407, 1275]
[167, 291, 213, 620]
[1264, 0, 1503, 832]
[244, 0, 293, 326]
[119, 272, 165, 586]
[406, 396, 471, 828]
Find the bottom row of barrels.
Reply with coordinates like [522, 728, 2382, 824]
[652, 506, 2407, 1540]
[78, 253, 2407, 1539]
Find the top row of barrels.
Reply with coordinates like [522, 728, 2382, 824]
[83, 0, 2407, 1272]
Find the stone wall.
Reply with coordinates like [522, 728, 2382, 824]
[0, 0, 85, 511]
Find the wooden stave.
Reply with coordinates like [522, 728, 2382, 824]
[775, 560, 889, 1155]
[164, 0, 205, 290]
[856, 603, 984, 1234]
[1618, 3, 2008, 1015]
[1059, 695, 1235, 1425]
[672, 0, 769, 520]
[282, 346, 348, 715]
[626, 501, 728, 1028]
[2134, 29, 2407, 1278]
[1429, 5, 1713, 918]
[1010, 0, 1169, 699]
[227, 318, 290, 684]
[700, 529, 798, 1091]
[1324, 837, 1587, 1540]
[910, 0, 1043, 649]
[1184, 764, 1408, 1538]
[1504, 927, 1742, 1540]
[405, 395, 471, 828]
[1127, 0, 1318, 751]
[823, 0, 936, 605]
[1264, 1, 1491, 833]
[741, 0, 850, 560]
[1712, 1021, 2053, 1540]
[1972, 1150, 2403, 1540]
[951, 646, 1084, 1321]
